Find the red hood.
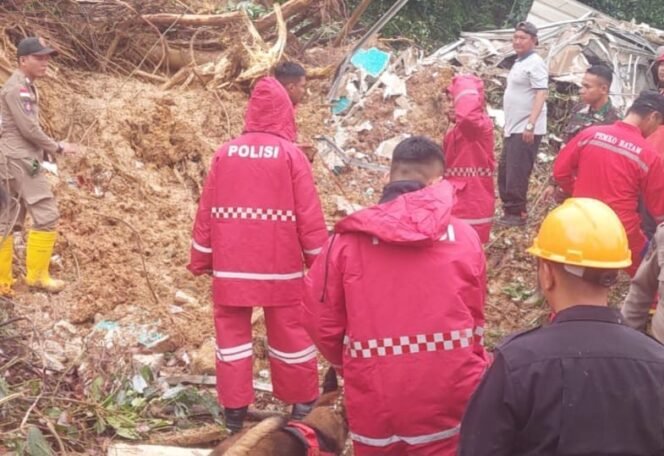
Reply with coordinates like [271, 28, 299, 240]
[335, 181, 456, 246]
[244, 77, 297, 141]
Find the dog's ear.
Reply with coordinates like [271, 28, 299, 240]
[322, 366, 338, 393]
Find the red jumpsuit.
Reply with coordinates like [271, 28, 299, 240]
[443, 75, 496, 243]
[188, 77, 328, 408]
[304, 181, 489, 455]
[553, 121, 664, 276]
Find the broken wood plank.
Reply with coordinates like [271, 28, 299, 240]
[148, 424, 224, 446]
[162, 375, 216, 386]
[107, 443, 210, 456]
[255, 0, 313, 33]
[140, 0, 312, 33]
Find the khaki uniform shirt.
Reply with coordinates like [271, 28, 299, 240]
[0, 69, 59, 160]
[622, 223, 664, 343]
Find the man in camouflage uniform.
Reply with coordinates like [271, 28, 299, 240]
[562, 64, 620, 143]
[545, 64, 620, 202]
[0, 37, 77, 295]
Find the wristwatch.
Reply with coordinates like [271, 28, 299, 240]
[525, 122, 534, 131]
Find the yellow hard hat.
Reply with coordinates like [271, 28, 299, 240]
[527, 198, 631, 269]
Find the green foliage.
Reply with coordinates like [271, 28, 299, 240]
[347, 0, 517, 50]
[348, 0, 664, 50]
[579, 0, 664, 29]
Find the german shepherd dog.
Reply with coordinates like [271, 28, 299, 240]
[210, 368, 347, 456]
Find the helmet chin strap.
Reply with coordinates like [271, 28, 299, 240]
[564, 264, 618, 287]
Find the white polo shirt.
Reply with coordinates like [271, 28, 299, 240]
[503, 52, 549, 137]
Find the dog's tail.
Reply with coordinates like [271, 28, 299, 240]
[220, 416, 287, 456]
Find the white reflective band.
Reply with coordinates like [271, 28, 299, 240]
[211, 207, 296, 222]
[213, 270, 304, 281]
[587, 139, 648, 172]
[303, 247, 322, 255]
[459, 216, 494, 225]
[346, 327, 483, 359]
[445, 167, 493, 178]
[351, 425, 460, 447]
[216, 342, 253, 362]
[191, 239, 212, 254]
[268, 344, 317, 364]
[439, 225, 456, 242]
[454, 89, 479, 103]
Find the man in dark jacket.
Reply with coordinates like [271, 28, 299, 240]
[459, 197, 664, 456]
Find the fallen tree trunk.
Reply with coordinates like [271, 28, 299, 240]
[140, 0, 313, 33]
[334, 0, 374, 46]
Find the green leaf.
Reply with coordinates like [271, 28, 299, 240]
[114, 427, 140, 440]
[94, 416, 107, 435]
[90, 376, 104, 402]
[26, 426, 53, 456]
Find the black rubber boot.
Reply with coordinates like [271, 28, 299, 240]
[224, 406, 248, 434]
[291, 400, 316, 420]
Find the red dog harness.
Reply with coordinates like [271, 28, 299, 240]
[283, 421, 336, 456]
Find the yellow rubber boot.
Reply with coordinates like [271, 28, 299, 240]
[25, 230, 65, 293]
[0, 235, 15, 296]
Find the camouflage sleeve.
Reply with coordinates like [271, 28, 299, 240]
[3, 84, 59, 154]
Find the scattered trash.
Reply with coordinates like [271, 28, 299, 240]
[174, 290, 199, 306]
[375, 134, 411, 160]
[253, 379, 273, 393]
[380, 72, 408, 99]
[138, 330, 170, 350]
[107, 443, 211, 456]
[132, 374, 149, 394]
[487, 107, 505, 129]
[350, 47, 391, 78]
[93, 319, 171, 351]
[41, 161, 58, 176]
[53, 320, 78, 337]
[335, 195, 364, 216]
[190, 339, 216, 375]
[132, 354, 166, 372]
[169, 305, 185, 314]
[332, 96, 351, 115]
[161, 375, 217, 386]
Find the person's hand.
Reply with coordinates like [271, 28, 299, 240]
[60, 142, 79, 155]
[522, 130, 535, 144]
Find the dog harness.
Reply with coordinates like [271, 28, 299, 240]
[283, 421, 336, 456]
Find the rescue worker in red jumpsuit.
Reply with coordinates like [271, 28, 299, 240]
[553, 90, 664, 277]
[188, 73, 328, 433]
[443, 74, 495, 243]
[304, 136, 489, 456]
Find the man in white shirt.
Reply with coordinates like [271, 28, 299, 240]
[497, 21, 549, 227]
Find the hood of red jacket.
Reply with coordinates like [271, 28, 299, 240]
[244, 77, 297, 141]
[335, 181, 455, 246]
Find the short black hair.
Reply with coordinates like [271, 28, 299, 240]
[391, 136, 444, 181]
[627, 90, 664, 117]
[586, 64, 613, 87]
[274, 61, 305, 84]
